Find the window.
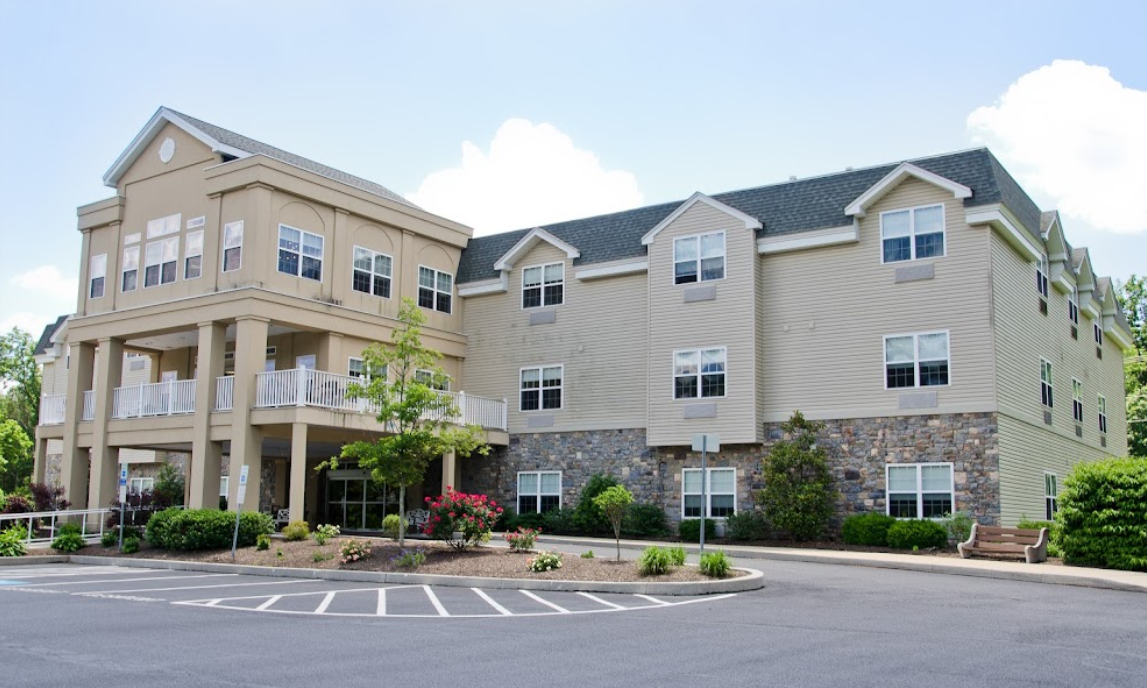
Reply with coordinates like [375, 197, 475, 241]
[884, 332, 949, 389]
[128, 477, 154, 495]
[348, 357, 385, 381]
[881, 205, 944, 263]
[1094, 322, 1104, 346]
[414, 369, 450, 391]
[184, 230, 203, 280]
[122, 246, 139, 292]
[222, 221, 243, 272]
[219, 476, 229, 499]
[1072, 378, 1083, 423]
[352, 246, 392, 298]
[1068, 286, 1079, 325]
[674, 347, 726, 399]
[520, 366, 562, 411]
[522, 263, 564, 308]
[517, 471, 561, 514]
[1040, 358, 1054, 408]
[89, 254, 107, 299]
[146, 214, 181, 239]
[1098, 395, 1108, 434]
[418, 266, 453, 314]
[278, 225, 323, 281]
[1044, 473, 1058, 521]
[674, 231, 725, 284]
[1036, 255, 1050, 299]
[887, 463, 953, 518]
[682, 468, 736, 518]
[144, 236, 179, 287]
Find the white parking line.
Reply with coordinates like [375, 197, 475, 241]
[520, 589, 570, 613]
[315, 591, 338, 614]
[471, 588, 512, 616]
[634, 594, 669, 606]
[76, 579, 309, 595]
[376, 588, 386, 616]
[17, 573, 237, 588]
[0, 567, 149, 579]
[255, 596, 282, 611]
[577, 592, 627, 610]
[423, 585, 449, 617]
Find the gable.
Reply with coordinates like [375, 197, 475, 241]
[105, 108, 246, 189]
[640, 192, 760, 245]
[116, 122, 219, 189]
[493, 227, 580, 271]
[845, 162, 972, 218]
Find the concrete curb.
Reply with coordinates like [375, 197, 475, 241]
[67, 555, 764, 596]
[0, 555, 70, 566]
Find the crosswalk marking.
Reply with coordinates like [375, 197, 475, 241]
[471, 588, 512, 616]
[520, 589, 570, 613]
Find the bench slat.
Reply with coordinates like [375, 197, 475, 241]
[977, 526, 1042, 538]
[965, 543, 1028, 553]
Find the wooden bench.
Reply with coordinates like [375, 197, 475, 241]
[958, 524, 1049, 563]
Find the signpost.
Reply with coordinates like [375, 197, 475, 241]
[118, 464, 128, 552]
[231, 465, 249, 560]
[691, 433, 720, 554]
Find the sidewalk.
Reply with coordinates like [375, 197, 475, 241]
[534, 534, 1147, 594]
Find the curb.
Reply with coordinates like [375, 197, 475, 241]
[66, 555, 764, 596]
[0, 555, 70, 566]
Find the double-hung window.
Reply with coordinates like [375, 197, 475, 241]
[128, 477, 154, 495]
[1072, 378, 1083, 423]
[881, 205, 944, 263]
[278, 225, 323, 281]
[518, 471, 561, 514]
[418, 266, 452, 314]
[522, 263, 564, 308]
[1044, 473, 1058, 521]
[884, 332, 949, 388]
[673, 231, 725, 284]
[144, 236, 179, 287]
[682, 468, 736, 518]
[352, 246, 392, 298]
[414, 369, 449, 391]
[184, 230, 203, 280]
[674, 347, 726, 399]
[1040, 358, 1054, 408]
[122, 246, 139, 292]
[348, 357, 385, 382]
[887, 463, 953, 518]
[1094, 322, 1104, 346]
[89, 254, 107, 299]
[520, 366, 563, 411]
[1098, 395, 1107, 434]
[1068, 286, 1079, 325]
[222, 221, 243, 272]
[1036, 255, 1050, 299]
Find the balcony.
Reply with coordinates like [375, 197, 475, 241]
[112, 380, 197, 419]
[39, 395, 66, 425]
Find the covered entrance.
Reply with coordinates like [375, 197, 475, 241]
[324, 468, 399, 532]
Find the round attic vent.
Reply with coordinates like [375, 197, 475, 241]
[159, 137, 176, 163]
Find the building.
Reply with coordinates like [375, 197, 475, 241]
[34, 107, 1133, 532]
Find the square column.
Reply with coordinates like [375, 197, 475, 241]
[88, 337, 124, 508]
[60, 341, 95, 508]
[32, 434, 49, 485]
[441, 449, 458, 495]
[289, 423, 308, 523]
[189, 321, 226, 508]
[228, 316, 268, 511]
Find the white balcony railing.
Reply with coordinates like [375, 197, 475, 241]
[215, 375, 234, 411]
[112, 379, 196, 419]
[82, 390, 95, 421]
[39, 394, 66, 425]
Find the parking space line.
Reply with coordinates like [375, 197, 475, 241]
[423, 585, 449, 616]
[0, 567, 150, 579]
[471, 588, 512, 616]
[634, 594, 669, 606]
[577, 592, 627, 610]
[18, 573, 237, 588]
[376, 588, 386, 616]
[78, 579, 310, 595]
[315, 591, 337, 614]
[520, 589, 570, 613]
[255, 595, 282, 611]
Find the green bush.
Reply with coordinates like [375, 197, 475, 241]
[146, 508, 273, 551]
[699, 550, 732, 578]
[886, 519, 948, 550]
[121, 536, 140, 554]
[51, 532, 85, 553]
[622, 503, 670, 538]
[940, 511, 975, 544]
[0, 525, 27, 557]
[757, 411, 835, 541]
[101, 530, 118, 548]
[1056, 457, 1147, 571]
[678, 518, 716, 541]
[58, 522, 83, 536]
[667, 545, 687, 567]
[725, 510, 769, 541]
[841, 512, 896, 546]
[573, 474, 620, 535]
[495, 506, 518, 532]
[282, 520, 310, 541]
[515, 510, 546, 531]
[1016, 517, 1062, 558]
[542, 507, 577, 535]
[637, 546, 673, 576]
[255, 533, 271, 551]
[312, 524, 340, 545]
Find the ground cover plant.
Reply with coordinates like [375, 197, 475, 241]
[0, 524, 26, 556]
[699, 550, 732, 578]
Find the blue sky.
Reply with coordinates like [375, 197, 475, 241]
[1, 0, 1144, 337]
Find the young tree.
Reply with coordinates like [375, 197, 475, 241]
[329, 298, 488, 546]
[593, 484, 633, 561]
[0, 419, 32, 487]
[757, 411, 836, 541]
[1116, 275, 1146, 457]
[0, 328, 40, 492]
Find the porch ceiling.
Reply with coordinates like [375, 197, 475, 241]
[126, 323, 301, 351]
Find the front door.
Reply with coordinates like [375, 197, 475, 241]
[325, 469, 398, 531]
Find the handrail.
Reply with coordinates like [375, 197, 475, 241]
[39, 394, 66, 425]
[112, 379, 196, 419]
[0, 508, 114, 545]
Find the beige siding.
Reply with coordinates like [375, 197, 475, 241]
[461, 242, 648, 433]
[759, 178, 996, 421]
[647, 201, 759, 446]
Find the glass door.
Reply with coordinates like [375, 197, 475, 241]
[325, 468, 399, 531]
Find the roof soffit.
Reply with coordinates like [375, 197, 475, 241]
[845, 163, 973, 218]
[640, 192, 761, 245]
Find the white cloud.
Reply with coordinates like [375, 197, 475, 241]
[11, 265, 79, 302]
[407, 119, 644, 235]
[0, 312, 56, 337]
[2, 265, 77, 336]
[968, 60, 1147, 235]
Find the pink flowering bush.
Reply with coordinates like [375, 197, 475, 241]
[504, 526, 540, 552]
[424, 487, 502, 550]
[339, 538, 372, 565]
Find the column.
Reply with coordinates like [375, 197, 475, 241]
[32, 434, 48, 485]
[228, 316, 268, 511]
[88, 337, 124, 508]
[189, 321, 226, 508]
[318, 332, 343, 374]
[60, 341, 95, 509]
[440, 449, 458, 495]
[289, 422, 307, 523]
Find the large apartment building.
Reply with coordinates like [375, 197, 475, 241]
[34, 108, 1132, 532]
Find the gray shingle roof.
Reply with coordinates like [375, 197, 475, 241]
[33, 315, 69, 356]
[457, 148, 1044, 283]
[1071, 247, 1089, 270]
[168, 109, 417, 210]
[1041, 210, 1058, 234]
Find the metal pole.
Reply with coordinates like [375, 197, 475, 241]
[231, 500, 243, 560]
[118, 500, 125, 552]
[700, 436, 707, 554]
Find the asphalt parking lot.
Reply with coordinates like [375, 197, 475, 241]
[2, 560, 1144, 688]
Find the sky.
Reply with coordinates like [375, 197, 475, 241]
[1, 0, 1145, 339]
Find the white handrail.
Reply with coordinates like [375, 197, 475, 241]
[112, 380, 196, 419]
[39, 394, 66, 425]
[82, 390, 95, 421]
[215, 375, 234, 411]
[0, 508, 113, 546]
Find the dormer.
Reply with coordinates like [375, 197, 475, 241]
[1041, 211, 1075, 293]
[844, 162, 973, 220]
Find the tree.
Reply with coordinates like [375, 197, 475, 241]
[0, 419, 32, 488]
[0, 328, 40, 492]
[593, 484, 633, 561]
[757, 411, 836, 541]
[328, 298, 488, 546]
[1115, 275, 1146, 457]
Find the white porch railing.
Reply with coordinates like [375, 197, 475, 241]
[112, 379, 197, 419]
[215, 375, 234, 411]
[82, 390, 95, 421]
[39, 394, 66, 425]
[0, 508, 113, 546]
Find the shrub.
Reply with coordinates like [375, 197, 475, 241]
[504, 526, 540, 552]
[841, 512, 896, 546]
[678, 518, 716, 541]
[51, 532, 85, 553]
[0, 525, 27, 557]
[541, 507, 577, 535]
[638, 546, 673, 576]
[339, 539, 371, 564]
[312, 551, 334, 563]
[496, 506, 518, 532]
[1016, 517, 1062, 558]
[1057, 457, 1147, 571]
[101, 530, 118, 548]
[121, 536, 140, 554]
[57, 522, 83, 536]
[699, 550, 732, 578]
[580, 550, 595, 559]
[152, 463, 186, 508]
[757, 411, 836, 541]
[2, 494, 32, 514]
[594, 484, 634, 561]
[667, 545, 687, 567]
[392, 547, 426, 568]
[146, 508, 273, 551]
[573, 473, 620, 535]
[515, 510, 546, 531]
[725, 510, 769, 541]
[312, 524, 340, 546]
[940, 511, 975, 544]
[886, 519, 948, 550]
[255, 533, 271, 551]
[29, 482, 70, 512]
[622, 503, 670, 538]
[528, 550, 563, 572]
[424, 488, 502, 549]
[381, 514, 403, 539]
[282, 520, 310, 541]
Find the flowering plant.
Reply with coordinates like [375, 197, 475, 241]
[339, 538, 372, 565]
[392, 547, 427, 568]
[528, 550, 563, 573]
[312, 524, 340, 546]
[423, 487, 502, 550]
[504, 526, 540, 552]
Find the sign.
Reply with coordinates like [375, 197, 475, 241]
[118, 465, 128, 503]
[691, 434, 720, 453]
[236, 465, 249, 506]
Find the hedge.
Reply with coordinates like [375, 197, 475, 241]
[1057, 457, 1147, 571]
[146, 508, 274, 551]
[886, 519, 947, 550]
[841, 512, 896, 546]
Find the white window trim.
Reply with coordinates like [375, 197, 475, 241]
[146, 214, 181, 239]
[89, 253, 107, 299]
[222, 221, 243, 273]
[518, 364, 564, 412]
[348, 356, 386, 382]
[1068, 286, 1079, 325]
[517, 470, 562, 514]
[1071, 378, 1084, 423]
[672, 346, 728, 400]
[879, 204, 946, 264]
[1098, 394, 1108, 434]
[414, 368, 450, 391]
[885, 462, 955, 519]
[1094, 322, 1104, 346]
[184, 230, 204, 280]
[672, 230, 726, 285]
[417, 265, 454, 314]
[143, 236, 179, 288]
[882, 330, 951, 390]
[1036, 255, 1050, 299]
[1044, 472, 1058, 521]
[219, 475, 229, 498]
[520, 261, 565, 310]
[128, 477, 154, 495]
[277, 223, 324, 281]
[681, 467, 737, 519]
[351, 245, 393, 299]
[1040, 357, 1054, 409]
[121, 246, 140, 292]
